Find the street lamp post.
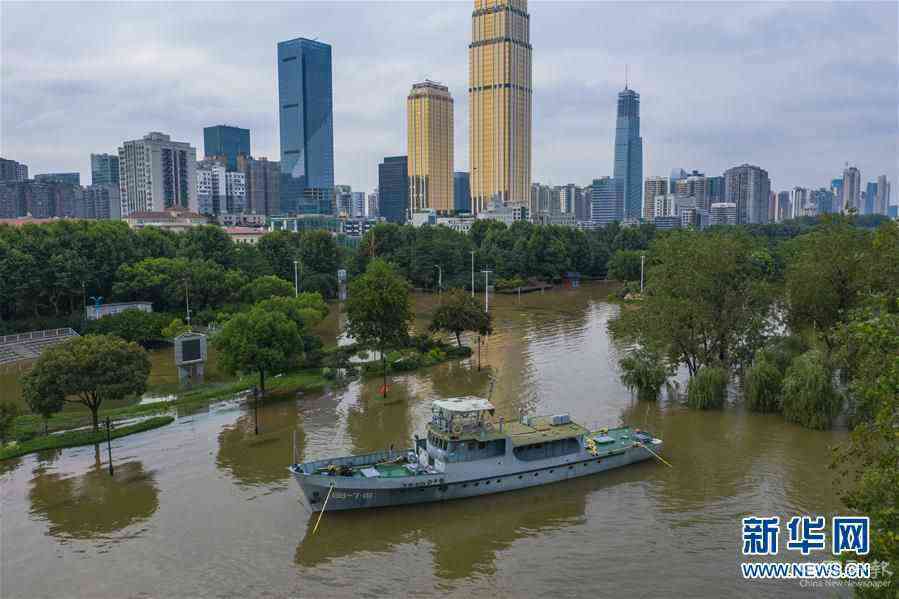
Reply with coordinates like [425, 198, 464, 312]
[294, 260, 300, 297]
[434, 265, 442, 295]
[469, 251, 475, 297]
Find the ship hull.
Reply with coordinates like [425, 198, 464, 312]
[293, 440, 662, 512]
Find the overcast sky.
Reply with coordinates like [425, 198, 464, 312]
[2, 1, 897, 195]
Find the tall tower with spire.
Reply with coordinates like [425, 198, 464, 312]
[613, 77, 643, 222]
[469, 0, 532, 214]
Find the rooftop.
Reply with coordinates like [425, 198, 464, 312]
[433, 397, 494, 413]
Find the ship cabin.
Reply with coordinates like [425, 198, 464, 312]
[425, 398, 591, 465]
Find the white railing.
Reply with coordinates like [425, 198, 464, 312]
[0, 327, 79, 346]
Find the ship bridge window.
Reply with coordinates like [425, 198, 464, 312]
[513, 437, 581, 461]
[446, 439, 506, 463]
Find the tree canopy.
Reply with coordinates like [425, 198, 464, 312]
[429, 289, 493, 347]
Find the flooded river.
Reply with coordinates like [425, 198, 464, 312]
[1, 283, 849, 597]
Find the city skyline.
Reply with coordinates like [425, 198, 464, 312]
[2, 1, 897, 197]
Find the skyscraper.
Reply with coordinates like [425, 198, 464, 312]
[278, 37, 335, 215]
[875, 175, 890, 215]
[407, 81, 454, 216]
[378, 156, 409, 224]
[841, 165, 861, 213]
[469, 0, 532, 214]
[454, 172, 471, 213]
[643, 176, 668, 220]
[0, 158, 28, 182]
[864, 181, 878, 215]
[723, 163, 771, 224]
[34, 173, 80, 185]
[91, 153, 119, 186]
[196, 158, 246, 215]
[203, 125, 250, 171]
[237, 155, 280, 216]
[590, 177, 621, 225]
[118, 132, 197, 216]
[613, 85, 643, 221]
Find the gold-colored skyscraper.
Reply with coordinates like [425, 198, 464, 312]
[469, 0, 532, 214]
[407, 81, 454, 215]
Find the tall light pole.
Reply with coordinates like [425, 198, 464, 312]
[482, 269, 492, 312]
[434, 265, 442, 295]
[470, 250, 477, 297]
[293, 260, 300, 297]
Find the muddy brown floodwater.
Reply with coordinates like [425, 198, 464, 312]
[1, 283, 849, 598]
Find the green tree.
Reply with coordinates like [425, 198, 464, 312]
[346, 259, 413, 396]
[256, 230, 301, 281]
[84, 309, 171, 346]
[161, 317, 190, 340]
[0, 401, 21, 444]
[832, 307, 898, 596]
[21, 371, 64, 435]
[20, 335, 151, 432]
[255, 293, 329, 332]
[178, 225, 235, 268]
[429, 289, 493, 347]
[240, 275, 295, 304]
[686, 366, 729, 410]
[781, 350, 841, 429]
[607, 250, 644, 282]
[213, 306, 302, 395]
[618, 347, 673, 401]
[743, 352, 783, 413]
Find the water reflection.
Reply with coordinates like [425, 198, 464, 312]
[216, 401, 305, 487]
[27, 458, 159, 539]
[294, 472, 628, 580]
[345, 378, 416, 455]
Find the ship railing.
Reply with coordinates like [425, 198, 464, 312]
[295, 447, 413, 474]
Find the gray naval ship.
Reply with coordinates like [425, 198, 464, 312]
[290, 398, 664, 512]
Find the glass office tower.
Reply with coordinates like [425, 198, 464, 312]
[613, 86, 643, 221]
[277, 37, 335, 215]
[203, 125, 250, 171]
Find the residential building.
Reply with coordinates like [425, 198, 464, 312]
[351, 192, 365, 218]
[0, 180, 83, 219]
[454, 172, 471, 213]
[653, 216, 681, 230]
[775, 191, 792, 222]
[90, 153, 119, 186]
[123, 209, 207, 232]
[575, 185, 591, 221]
[723, 163, 771, 224]
[278, 37, 335, 214]
[469, 0, 532, 214]
[35, 172, 80, 185]
[560, 183, 579, 214]
[203, 125, 250, 171]
[196, 159, 246, 215]
[669, 168, 687, 198]
[1, 158, 28, 182]
[791, 187, 815, 218]
[707, 176, 725, 205]
[118, 132, 198, 216]
[476, 196, 529, 226]
[590, 177, 621, 225]
[613, 85, 643, 221]
[366, 190, 379, 218]
[676, 171, 709, 211]
[814, 188, 835, 215]
[224, 226, 264, 245]
[875, 175, 890, 215]
[335, 184, 353, 217]
[643, 177, 667, 220]
[653, 193, 676, 219]
[709, 202, 737, 226]
[408, 80, 454, 215]
[237, 155, 280, 216]
[841, 165, 861, 213]
[216, 213, 266, 227]
[83, 184, 121, 219]
[378, 156, 409, 224]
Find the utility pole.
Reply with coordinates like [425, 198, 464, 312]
[470, 251, 475, 297]
[184, 280, 191, 331]
[482, 270, 492, 312]
[294, 260, 300, 297]
[434, 265, 442, 295]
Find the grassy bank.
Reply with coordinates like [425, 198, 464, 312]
[0, 416, 175, 461]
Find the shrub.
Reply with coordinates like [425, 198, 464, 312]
[618, 348, 673, 401]
[687, 366, 729, 409]
[782, 350, 841, 429]
[84, 309, 172, 346]
[744, 353, 783, 412]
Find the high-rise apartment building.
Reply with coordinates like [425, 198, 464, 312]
[378, 156, 409, 224]
[237, 155, 280, 216]
[814, 188, 835, 215]
[196, 158, 246, 215]
[0, 158, 28, 182]
[875, 175, 890, 215]
[278, 37, 335, 215]
[407, 81, 454, 216]
[707, 176, 725, 205]
[83, 185, 121, 220]
[841, 165, 861, 213]
[590, 177, 620, 225]
[351, 191, 366, 218]
[203, 125, 251, 171]
[118, 132, 198, 216]
[643, 176, 667, 220]
[774, 191, 791, 222]
[709, 202, 737, 226]
[469, 0, 532, 214]
[91, 153, 119, 186]
[723, 163, 771, 224]
[864, 181, 878, 215]
[613, 86, 643, 221]
[366, 190, 379, 218]
[454, 172, 471, 213]
[35, 173, 80, 185]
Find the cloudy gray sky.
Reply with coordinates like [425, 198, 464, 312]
[2, 1, 897, 195]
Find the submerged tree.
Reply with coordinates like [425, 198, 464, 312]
[618, 347, 673, 401]
[781, 350, 841, 430]
[0, 401, 21, 444]
[686, 366, 729, 410]
[429, 289, 493, 348]
[743, 352, 784, 413]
